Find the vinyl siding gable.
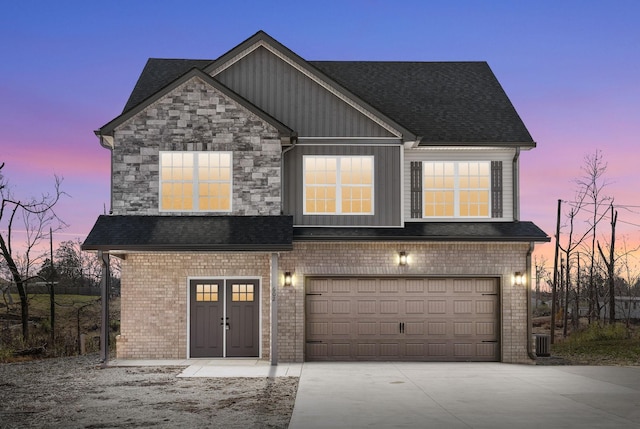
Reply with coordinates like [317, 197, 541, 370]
[214, 46, 397, 138]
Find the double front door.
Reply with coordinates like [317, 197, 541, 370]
[189, 279, 259, 358]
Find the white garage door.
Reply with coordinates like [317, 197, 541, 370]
[305, 277, 499, 362]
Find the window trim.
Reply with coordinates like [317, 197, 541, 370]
[421, 160, 491, 219]
[159, 151, 233, 213]
[302, 155, 375, 216]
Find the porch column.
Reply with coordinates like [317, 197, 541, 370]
[99, 251, 111, 366]
[270, 253, 278, 366]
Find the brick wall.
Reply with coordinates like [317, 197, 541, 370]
[110, 76, 282, 216]
[116, 253, 271, 359]
[116, 241, 532, 364]
[277, 241, 531, 364]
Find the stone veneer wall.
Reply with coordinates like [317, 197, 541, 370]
[110, 76, 282, 216]
[277, 241, 532, 364]
[116, 253, 271, 359]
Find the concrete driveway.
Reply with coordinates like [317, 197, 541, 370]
[288, 362, 640, 428]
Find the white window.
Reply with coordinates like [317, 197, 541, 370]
[423, 161, 490, 218]
[160, 151, 232, 212]
[304, 156, 374, 215]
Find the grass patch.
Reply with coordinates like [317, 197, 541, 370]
[552, 323, 640, 365]
[1, 293, 120, 362]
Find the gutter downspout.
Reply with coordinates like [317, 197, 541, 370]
[99, 251, 111, 367]
[513, 147, 520, 221]
[272, 135, 296, 365]
[270, 253, 279, 366]
[97, 132, 115, 215]
[526, 241, 536, 361]
[280, 140, 297, 215]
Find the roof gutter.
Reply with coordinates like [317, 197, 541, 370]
[96, 131, 114, 214]
[280, 137, 297, 215]
[526, 241, 537, 361]
[513, 147, 520, 221]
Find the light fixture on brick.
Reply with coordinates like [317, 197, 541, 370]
[513, 272, 524, 286]
[399, 251, 408, 266]
[284, 271, 292, 287]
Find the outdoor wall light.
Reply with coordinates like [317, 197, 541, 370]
[284, 272, 293, 287]
[399, 251, 408, 266]
[513, 272, 524, 286]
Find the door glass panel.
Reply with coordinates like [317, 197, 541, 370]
[196, 283, 219, 302]
[232, 283, 255, 302]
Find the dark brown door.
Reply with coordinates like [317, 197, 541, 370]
[225, 280, 259, 357]
[190, 279, 259, 358]
[190, 280, 223, 357]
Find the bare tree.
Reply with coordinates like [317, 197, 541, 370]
[598, 204, 617, 323]
[617, 238, 640, 327]
[574, 150, 610, 323]
[0, 163, 66, 341]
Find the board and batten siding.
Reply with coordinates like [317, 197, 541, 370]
[403, 149, 515, 221]
[215, 46, 395, 138]
[284, 145, 402, 226]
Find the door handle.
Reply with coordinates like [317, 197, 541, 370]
[399, 322, 405, 334]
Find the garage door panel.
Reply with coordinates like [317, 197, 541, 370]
[357, 300, 376, 314]
[405, 321, 425, 335]
[454, 322, 473, 336]
[380, 279, 400, 293]
[357, 280, 376, 293]
[332, 300, 351, 313]
[476, 321, 497, 336]
[308, 299, 328, 314]
[357, 322, 377, 335]
[476, 279, 499, 293]
[307, 343, 328, 359]
[428, 343, 448, 356]
[381, 322, 399, 335]
[454, 279, 474, 293]
[405, 300, 425, 314]
[427, 279, 447, 293]
[331, 279, 351, 293]
[453, 300, 473, 314]
[454, 343, 474, 357]
[381, 343, 400, 357]
[477, 343, 498, 358]
[476, 300, 496, 314]
[307, 322, 328, 336]
[332, 322, 350, 335]
[428, 321, 447, 335]
[380, 300, 399, 314]
[427, 300, 447, 314]
[405, 279, 426, 293]
[306, 277, 499, 362]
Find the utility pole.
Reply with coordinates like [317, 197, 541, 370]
[563, 258, 569, 338]
[551, 199, 561, 344]
[49, 227, 55, 345]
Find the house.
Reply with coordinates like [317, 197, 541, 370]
[601, 296, 640, 321]
[82, 31, 549, 364]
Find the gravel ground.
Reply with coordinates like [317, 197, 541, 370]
[0, 354, 298, 429]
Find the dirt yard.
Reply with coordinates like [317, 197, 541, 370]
[0, 354, 298, 428]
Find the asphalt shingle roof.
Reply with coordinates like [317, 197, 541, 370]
[310, 61, 533, 144]
[294, 222, 549, 242]
[116, 54, 533, 145]
[123, 59, 213, 113]
[81, 215, 294, 252]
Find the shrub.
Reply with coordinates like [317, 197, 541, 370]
[572, 323, 629, 342]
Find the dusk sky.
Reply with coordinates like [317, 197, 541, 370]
[2, 1, 639, 268]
